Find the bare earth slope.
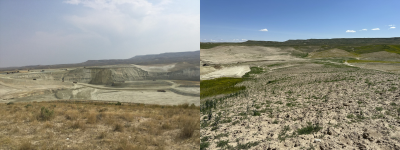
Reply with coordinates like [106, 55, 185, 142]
[200, 45, 400, 150]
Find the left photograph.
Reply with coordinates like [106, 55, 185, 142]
[0, 0, 200, 149]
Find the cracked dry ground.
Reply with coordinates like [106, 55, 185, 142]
[201, 62, 400, 150]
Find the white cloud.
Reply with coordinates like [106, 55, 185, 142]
[259, 29, 268, 32]
[389, 25, 394, 26]
[371, 28, 380, 30]
[359, 29, 367, 31]
[242, 39, 247, 41]
[346, 30, 356, 33]
[390, 27, 396, 29]
[61, 0, 199, 55]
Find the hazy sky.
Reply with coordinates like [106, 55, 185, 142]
[0, 0, 199, 68]
[201, 0, 399, 42]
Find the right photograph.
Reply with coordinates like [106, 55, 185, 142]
[200, 0, 400, 150]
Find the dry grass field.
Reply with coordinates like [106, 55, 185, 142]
[0, 101, 199, 150]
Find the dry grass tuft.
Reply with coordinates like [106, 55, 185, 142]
[97, 131, 107, 139]
[114, 123, 124, 132]
[86, 111, 97, 124]
[64, 110, 79, 120]
[179, 116, 198, 139]
[70, 121, 86, 130]
[43, 121, 53, 128]
[0, 101, 200, 149]
[18, 140, 35, 150]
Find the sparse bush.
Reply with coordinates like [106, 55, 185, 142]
[216, 140, 229, 148]
[116, 102, 122, 105]
[180, 117, 197, 139]
[7, 102, 14, 105]
[211, 126, 219, 131]
[286, 102, 296, 107]
[114, 123, 124, 132]
[236, 141, 260, 149]
[297, 122, 322, 135]
[38, 107, 54, 121]
[86, 112, 97, 124]
[161, 123, 171, 130]
[232, 120, 240, 125]
[200, 142, 210, 150]
[376, 107, 383, 111]
[180, 103, 189, 109]
[278, 125, 291, 141]
[98, 132, 107, 139]
[214, 133, 228, 139]
[347, 114, 354, 119]
[24, 104, 32, 108]
[201, 136, 210, 142]
[18, 140, 35, 150]
[71, 121, 85, 130]
[252, 110, 261, 116]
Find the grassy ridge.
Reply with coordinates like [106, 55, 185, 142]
[200, 77, 246, 98]
[201, 42, 400, 55]
[242, 67, 264, 78]
[347, 60, 400, 63]
[337, 45, 400, 54]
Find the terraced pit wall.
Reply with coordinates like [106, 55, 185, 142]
[7, 67, 200, 84]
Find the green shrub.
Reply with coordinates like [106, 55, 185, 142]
[236, 141, 260, 149]
[38, 107, 54, 121]
[200, 142, 209, 150]
[200, 77, 246, 98]
[201, 136, 210, 142]
[252, 110, 261, 116]
[297, 122, 322, 135]
[347, 114, 354, 119]
[115, 102, 122, 105]
[216, 140, 229, 148]
[6, 102, 14, 105]
[286, 102, 296, 107]
[25, 104, 32, 108]
[375, 107, 383, 111]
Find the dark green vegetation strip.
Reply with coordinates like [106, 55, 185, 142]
[242, 67, 264, 78]
[347, 60, 400, 63]
[201, 41, 400, 55]
[200, 77, 245, 98]
[297, 122, 322, 135]
[338, 45, 400, 54]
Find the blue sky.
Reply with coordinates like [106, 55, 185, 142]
[201, 0, 399, 42]
[0, 0, 199, 68]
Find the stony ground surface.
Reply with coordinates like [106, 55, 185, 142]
[200, 61, 400, 150]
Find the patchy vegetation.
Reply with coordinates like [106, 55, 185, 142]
[0, 101, 200, 150]
[200, 60, 400, 149]
[200, 77, 246, 98]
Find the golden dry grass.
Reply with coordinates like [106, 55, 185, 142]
[0, 101, 200, 150]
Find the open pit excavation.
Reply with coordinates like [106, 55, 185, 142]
[0, 62, 200, 106]
[200, 39, 400, 150]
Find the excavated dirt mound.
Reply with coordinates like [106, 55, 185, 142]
[200, 65, 250, 80]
